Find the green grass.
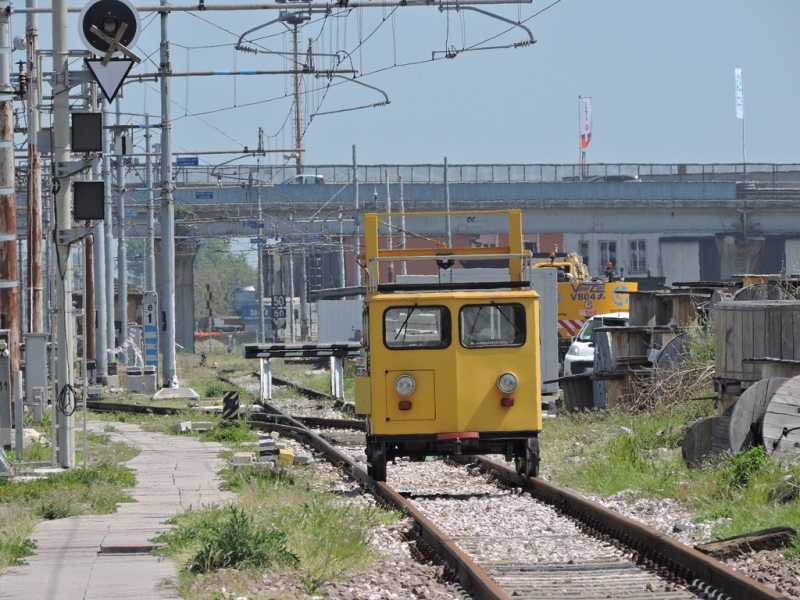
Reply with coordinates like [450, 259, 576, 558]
[0, 432, 139, 573]
[158, 464, 400, 596]
[543, 404, 800, 551]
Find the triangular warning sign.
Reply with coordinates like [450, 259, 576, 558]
[85, 58, 134, 102]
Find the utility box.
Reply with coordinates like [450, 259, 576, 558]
[23, 333, 48, 423]
[144, 366, 157, 394]
[126, 367, 144, 392]
[0, 330, 11, 448]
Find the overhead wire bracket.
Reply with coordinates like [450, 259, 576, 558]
[310, 74, 390, 119]
[431, 5, 535, 59]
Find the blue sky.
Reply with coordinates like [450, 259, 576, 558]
[13, 0, 800, 166]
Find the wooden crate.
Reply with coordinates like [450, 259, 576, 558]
[628, 292, 706, 328]
[715, 300, 800, 382]
[560, 373, 595, 412]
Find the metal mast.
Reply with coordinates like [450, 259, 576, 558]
[26, 0, 43, 334]
[52, 0, 75, 466]
[160, 0, 177, 387]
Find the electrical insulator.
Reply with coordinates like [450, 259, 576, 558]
[17, 68, 27, 98]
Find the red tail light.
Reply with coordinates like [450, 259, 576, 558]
[501, 397, 515, 407]
[398, 401, 412, 411]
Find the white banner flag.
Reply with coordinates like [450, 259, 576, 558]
[580, 97, 593, 149]
[735, 68, 744, 119]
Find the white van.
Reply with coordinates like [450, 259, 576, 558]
[563, 312, 629, 376]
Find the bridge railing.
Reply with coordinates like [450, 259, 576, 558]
[161, 162, 800, 188]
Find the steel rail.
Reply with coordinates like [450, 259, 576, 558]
[466, 455, 790, 600]
[245, 419, 509, 600]
[85, 399, 365, 430]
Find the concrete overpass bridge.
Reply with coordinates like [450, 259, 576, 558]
[13, 162, 800, 352]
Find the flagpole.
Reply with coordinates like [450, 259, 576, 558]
[578, 96, 585, 180]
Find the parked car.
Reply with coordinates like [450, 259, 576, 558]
[281, 174, 325, 185]
[563, 311, 629, 376]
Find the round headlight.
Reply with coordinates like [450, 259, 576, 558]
[394, 374, 416, 396]
[497, 372, 518, 394]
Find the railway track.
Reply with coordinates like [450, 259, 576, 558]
[88, 382, 789, 600]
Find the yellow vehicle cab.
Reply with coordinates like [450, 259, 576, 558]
[354, 210, 542, 482]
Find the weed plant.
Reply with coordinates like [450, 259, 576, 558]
[159, 464, 399, 594]
[200, 421, 258, 445]
[0, 433, 139, 573]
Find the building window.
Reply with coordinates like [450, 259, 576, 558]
[524, 241, 538, 253]
[599, 241, 617, 271]
[628, 240, 647, 274]
[579, 241, 590, 270]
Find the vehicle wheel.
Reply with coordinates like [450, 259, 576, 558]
[367, 442, 387, 482]
[525, 437, 540, 478]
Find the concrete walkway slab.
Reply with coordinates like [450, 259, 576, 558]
[0, 423, 234, 599]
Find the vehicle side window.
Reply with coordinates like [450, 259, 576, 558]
[383, 305, 451, 350]
[459, 303, 526, 348]
[287, 177, 300, 185]
[577, 319, 596, 342]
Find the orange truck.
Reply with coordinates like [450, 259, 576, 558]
[532, 254, 638, 349]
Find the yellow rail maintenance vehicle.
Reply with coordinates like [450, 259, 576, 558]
[354, 210, 542, 482]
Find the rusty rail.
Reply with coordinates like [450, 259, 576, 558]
[466, 456, 789, 600]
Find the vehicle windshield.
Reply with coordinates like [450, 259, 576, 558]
[460, 303, 526, 348]
[577, 319, 596, 342]
[384, 306, 450, 349]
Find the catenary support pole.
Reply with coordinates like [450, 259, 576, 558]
[352, 145, 359, 287]
[93, 206, 108, 383]
[399, 176, 406, 276]
[160, 0, 178, 387]
[300, 247, 308, 341]
[92, 157, 107, 383]
[385, 169, 393, 282]
[52, 0, 75, 467]
[288, 249, 295, 342]
[145, 114, 156, 291]
[115, 98, 128, 364]
[85, 232, 96, 367]
[444, 157, 451, 248]
[0, 0, 19, 405]
[102, 99, 115, 370]
[292, 24, 303, 175]
[26, 0, 43, 335]
[256, 187, 264, 343]
[338, 215, 345, 287]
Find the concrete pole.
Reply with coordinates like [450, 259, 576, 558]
[300, 247, 308, 341]
[52, 0, 75, 467]
[17, 238, 24, 335]
[144, 114, 156, 291]
[385, 170, 393, 283]
[288, 249, 295, 342]
[102, 100, 115, 367]
[115, 99, 127, 364]
[26, 0, 42, 334]
[85, 233, 96, 366]
[399, 176, 406, 276]
[93, 179, 108, 383]
[352, 145, 359, 287]
[160, 0, 178, 387]
[92, 158, 108, 385]
[444, 157, 451, 248]
[256, 188, 264, 343]
[292, 24, 303, 175]
[338, 215, 345, 287]
[0, 0, 18, 386]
